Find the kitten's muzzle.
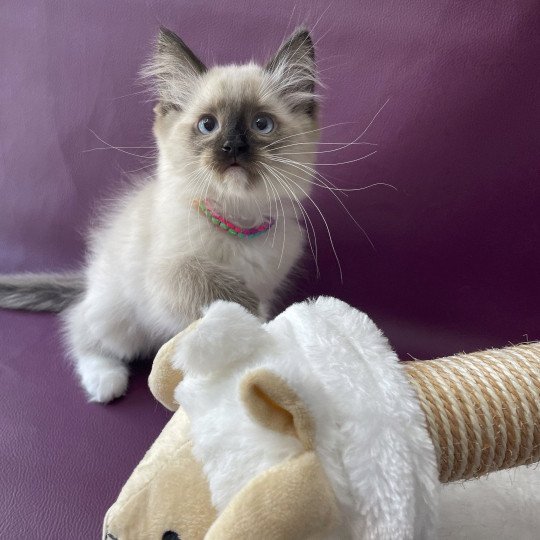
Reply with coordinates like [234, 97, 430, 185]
[221, 134, 249, 159]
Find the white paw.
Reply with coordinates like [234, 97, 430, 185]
[77, 355, 129, 403]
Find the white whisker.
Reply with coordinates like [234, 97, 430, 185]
[270, 141, 378, 154]
[262, 121, 358, 150]
[265, 159, 376, 250]
[274, 151, 378, 167]
[262, 163, 343, 282]
[86, 129, 157, 160]
[269, 158, 396, 193]
[262, 163, 320, 277]
[260, 169, 287, 269]
[267, 155, 345, 193]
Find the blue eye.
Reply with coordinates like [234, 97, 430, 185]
[198, 115, 218, 134]
[252, 114, 274, 134]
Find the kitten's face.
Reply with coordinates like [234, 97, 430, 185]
[148, 28, 318, 207]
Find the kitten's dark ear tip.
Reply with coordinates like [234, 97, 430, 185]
[266, 26, 315, 73]
[292, 27, 312, 41]
[290, 27, 314, 50]
[154, 26, 207, 74]
[158, 26, 178, 40]
[157, 26, 180, 49]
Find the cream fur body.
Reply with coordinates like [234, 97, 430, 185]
[65, 175, 304, 401]
[62, 29, 319, 402]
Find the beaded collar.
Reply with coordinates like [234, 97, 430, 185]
[195, 199, 275, 239]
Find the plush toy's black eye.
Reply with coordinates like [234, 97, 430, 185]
[162, 532, 180, 540]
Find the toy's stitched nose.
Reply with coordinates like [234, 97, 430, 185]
[162, 532, 180, 540]
[221, 134, 249, 157]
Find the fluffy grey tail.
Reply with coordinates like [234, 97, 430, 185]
[0, 272, 85, 313]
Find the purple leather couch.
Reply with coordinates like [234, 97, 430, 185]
[1, 1, 538, 537]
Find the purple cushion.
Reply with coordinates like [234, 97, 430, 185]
[0, 311, 171, 538]
[1, 1, 538, 537]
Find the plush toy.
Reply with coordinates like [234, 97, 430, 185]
[103, 298, 540, 540]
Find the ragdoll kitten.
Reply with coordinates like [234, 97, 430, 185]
[0, 27, 319, 402]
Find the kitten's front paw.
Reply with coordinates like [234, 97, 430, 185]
[77, 355, 129, 403]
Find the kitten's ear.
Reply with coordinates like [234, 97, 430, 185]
[157, 27, 206, 76]
[143, 27, 206, 115]
[265, 28, 317, 116]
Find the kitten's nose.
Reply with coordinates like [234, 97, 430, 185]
[221, 135, 249, 157]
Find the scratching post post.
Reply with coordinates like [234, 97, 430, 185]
[406, 343, 540, 482]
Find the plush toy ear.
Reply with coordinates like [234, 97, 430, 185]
[149, 322, 201, 410]
[172, 301, 268, 376]
[240, 369, 315, 451]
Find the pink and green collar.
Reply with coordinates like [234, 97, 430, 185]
[195, 199, 275, 239]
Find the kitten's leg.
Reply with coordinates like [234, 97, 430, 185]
[258, 301, 273, 321]
[62, 291, 147, 403]
[153, 257, 261, 330]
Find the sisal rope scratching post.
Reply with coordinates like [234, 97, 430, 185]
[405, 343, 540, 483]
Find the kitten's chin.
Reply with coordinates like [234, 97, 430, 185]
[210, 165, 264, 203]
[222, 165, 249, 186]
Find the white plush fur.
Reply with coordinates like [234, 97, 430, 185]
[173, 297, 540, 538]
[438, 465, 540, 539]
[275, 298, 439, 539]
[172, 301, 268, 376]
[174, 298, 439, 539]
